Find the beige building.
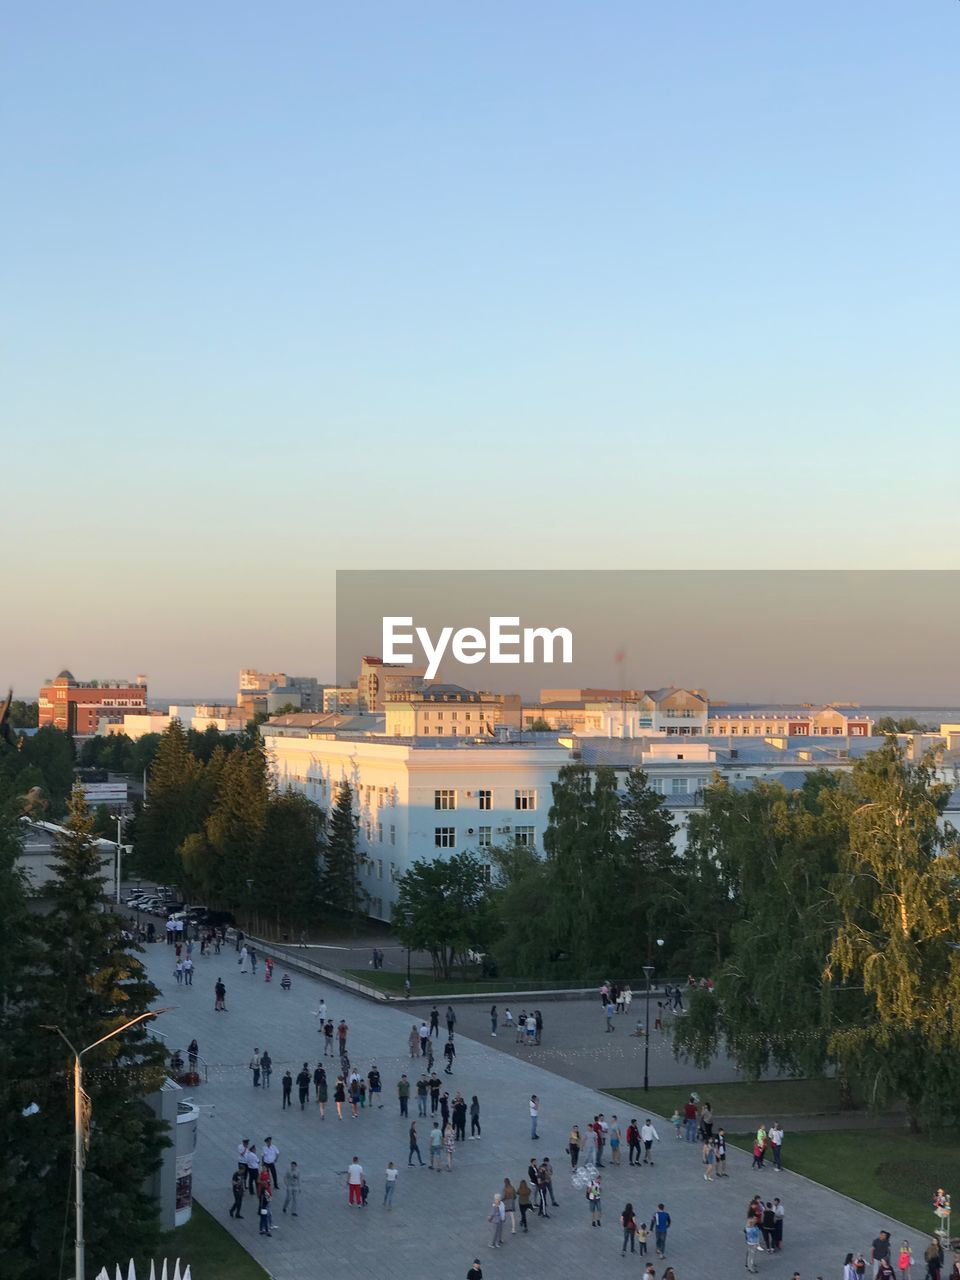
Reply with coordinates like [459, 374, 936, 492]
[385, 684, 522, 737]
[706, 704, 873, 737]
[524, 687, 708, 736]
[323, 685, 361, 714]
[359, 656, 426, 713]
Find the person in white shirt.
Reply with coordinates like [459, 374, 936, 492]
[347, 1157, 364, 1206]
[262, 1137, 280, 1188]
[243, 1144, 260, 1194]
[640, 1119, 660, 1165]
[315, 999, 327, 1027]
[384, 1160, 399, 1209]
[516, 1012, 527, 1044]
[530, 1095, 540, 1140]
[504, 1008, 513, 1028]
[769, 1123, 784, 1170]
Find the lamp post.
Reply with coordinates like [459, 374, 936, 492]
[403, 910, 413, 991]
[642, 964, 655, 1092]
[135, 878, 142, 938]
[110, 812, 127, 904]
[43, 1009, 165, 1280]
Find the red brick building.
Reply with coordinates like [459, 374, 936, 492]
[38, 670, 148, 735]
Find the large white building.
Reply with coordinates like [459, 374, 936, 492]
[262, 722, 571, 920]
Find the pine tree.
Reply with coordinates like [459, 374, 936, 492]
[16, 784, 168, 1279]
[204, 740, 269, 912]
[321, 782, 366, 919]
[259, 789, 326, 933]
[134, 719, 203, 882]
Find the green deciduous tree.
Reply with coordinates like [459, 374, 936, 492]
[394, 851, 498, 977]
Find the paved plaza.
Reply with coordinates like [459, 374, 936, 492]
[144, 943, 920, 1280]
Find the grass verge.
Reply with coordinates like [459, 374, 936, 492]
[158, 1200, 270, 1279]
[343, 968, 572, 997]
[725, 1128, 960, 1237]
[609, 1078, 850, 1118]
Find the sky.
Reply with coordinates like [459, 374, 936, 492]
[4, 2, 958, 697]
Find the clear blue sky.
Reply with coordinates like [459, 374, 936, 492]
[5, 2, 958, 695]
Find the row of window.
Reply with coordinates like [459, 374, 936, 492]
[435, 825, 536, 849]
[434, 788, 535, 810]
[363, 822, 397, 845]
[712, 724, 857, 736]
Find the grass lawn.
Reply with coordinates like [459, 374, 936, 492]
[725, 1128, 960, 1236]
[157, 1201, 270, 1279]
[609, 1077, 850, 1118]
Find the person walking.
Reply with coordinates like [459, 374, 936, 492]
[313, 1062, 325, 1104]
[744, 1216, 761, 1274]
[621, 1202, 637, 1254]
[502, 1178, 517, 1234]
[640, 1118, 660, 1164]
[282, 1161, 300, 1216]
[924, 1238, 944, 1280]
[769, 1122, 784, 1171]
[430, 1005, 440, 1037]
[334, 1075, 346, 1119]
[384, 1161, 398, 1209]
[174, 959, 183, 986]
[897, 1240, 914, 1278]
[683, 1096, 698, 1142]
[429, 1071, 441, 1114]
[636, 1218, 649, 1255]
[541, 1157, 559, 1208]
[260, 1049, 272, 1090]
[417, 1074, 429, 1117]
[347, 1156, 364, 1207]
[534, 1009, 543, 1044]
[229, 1168, 245, 1219]
[408, 1121, 425, 1166]
[605, 999, 615, 1032]
[651, 1203, 671, 1258]
[873, 1231, 893, 1279]
[262, 1137, 280, 1189]
[773, 1197, 784, 1250]
[323, 1018, 335, 1056]
[470, 1094, 481, 1138]
[703, 1137, 716, 1181]
[409, 1024, 421, 1059]
[187, 1039, 199, 1073]
[626, 1118, 641, 1166]
[214, 978, 226, 1011]
[490, 1004, 498, 1036]
[443, 1036, 456, 1075]
[453, 1094, 467, 1141]
[244, 1144, 260, 1194]
[257, 1182, 273, 1236]
[398, 1073, 410, 1116]
[444, 1121, 456, 1171]
[530, 1158, 549, 1218]
[296, 1062, 311, 1111]
[568, 1124, 581, 1169]
[610, 1116, 622, 1166]
[429, 1122, 443, 1170]
[419, 1021, 430, 1056]
[281, 1070, 293, 1110]
[587, 1174, 602, 1227]
[446, 1005, 457, 1037]
[761, 1201, 776, 1251]
[368, 1063, 382, 1108]
[716, 1128, 728, 1176]
[183, 956, 194, 985]
[337, 1019, 348, 1056]
[517, 1179, 533, 1232]
[249, 1048, 262, 1088]
[239, 944, 248, 973]
[488, 1193, 505, 1248]
[529, 1094, 540, 1140]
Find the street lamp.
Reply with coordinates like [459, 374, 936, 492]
[135, 878, 142, 938]
[403, 910, 413, 992]
[110, 812, 127, 904]
[43, 1008, 166, 1280]
[642, 964, 655, 1092]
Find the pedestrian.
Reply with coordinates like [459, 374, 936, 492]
[744, 1217, 761, 1274]
[529, 1158, 549, 1218]
[229, 1168, 245, 1219]
[541, 1157, 558, 1207]
[409, 1024, 421, 1059]
[754, 1124, 768, 1170]
[323, 1018, 335, 1056]
[701, 1101, 714, 1140]
[517, 1179, 532, 1232]
[248, 946, 257, 975]
[641, 1118, 660, 1164]
[530, 1094, 540, 1139]
[534, 1009, 543, 1044]
[174, 959, 183, 985]
[502, 1178, 517, 1234]
[250, 1047, 262, 1088]
[873, 1231, 893, 1279]
[683, 1096, 698, 1142]
[443, 1036, 456, 1074]
[446, 1005, 456, 1037]
[773, 1197, 784, 1249]
[490, 1004, 498, 1036]
[444, 1121, 455, 1171]
[183, 957, 193, 985]
[488, 1193, 505, 1247]
[504, 1007, 513, 1031]
[703, 1137, 716, 1181]
[761, 1201, 776, 1250]
[408, 1121, 425, 1166]
[337, 1019, 348, 1055]
[453, 1093, 467, 1141]
[600, 980, 609, 1007]
[262, 1137, 280, 1189]
[281, 1070, 293, 1109]
[244, 1144, 259, 1194]
[897, 1240, 914, 1278]
[636, 1219, 649, 1255]
[187, 1039, 199, 1072]
[280, 973, 291, 992]
[429, 1122, 443, 1170]
[368, 1063, 382, 1107]
[621, 1202, 637, 1254]
[398, 1073, 410, 1116]
[296, 1062, 311, 1110]
[214, 978, 226, 1011]
[419, 1021, 430, 1055]
[260, 1049, 272, 1089]
[568, 1123, 581, 1169]
[257, 1182, 273, 1236]
[429, 1071, 441, 1114]
[430, 1005, 440, 1037]
[716, 1128, 728, 1175]
[467, 1259, 483, 1280]
[626, 1118, 641, 1166]
[526, 1015, 536, 1047]
[239, 944, 248, 973]
[651, 1203, 671, 1258]
[282, 1161, 300, 1215]
[349, 1074, 360, 1118]
[384, 1160, 398, 1209]
[470, 1094, 481, 1138]
[605, 999, 615, 1032]
[347, 1156, 364, 1207]
[769, 1122, 784, 1170]
[610, 1115, 622, 1165]
[924, 1239, 944, 1280]
[315, 997, 327, 1027]
[417, 1074, 429, 1117]
[587, 1174, 602, 1227]
[516, 1012, 527, 1044]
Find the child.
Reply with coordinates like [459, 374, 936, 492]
[280, 973, 292, 992]
[636, 1220, 649, 1255]
[655, 1002, 663, 1032]
[360, 1176, 369, 1206]
[897, 1241, 913, 1277]
[671, 1108, 682, 1139]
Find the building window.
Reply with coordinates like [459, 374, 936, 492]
[377, 822, 383, 843]
[436, 711, 443, 720]
[481, 863, 492, 883]
[377, 859, 383, 879]
[514, 826, 536, 848]
[671, 777, 687, 795]
[434, 789, 456, 810]
[478, 789, 492, 810]
[477, 826, 492, 847]
[390, 824, 396, 846]
[389, 861, 397, 882]
[434, 827, 456, 848]
[515, 789, 536, 810]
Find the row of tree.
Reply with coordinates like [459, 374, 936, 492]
[1, 778, 167, 1279]
[131, 720, 363, 932]
[0, 724, 76, 814]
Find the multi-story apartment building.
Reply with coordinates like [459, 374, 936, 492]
[384, 684, 522, 737]
[39, 670, 148, 734]
[238, 670, 321, 713]
[706, 704, 873, 737]
[359, 657, 426, 713]
[323, 685, 361, 714]
[262, 722, 570, 921]
[524, 687, 709, 736]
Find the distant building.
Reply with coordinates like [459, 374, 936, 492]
[39, 670, 148, 735]
[524, 687, 709, 737]
[105, 713, 173, 741]
[706, 704, 873, 737]
[385, 684, 522, 737]
[359, 657, 425, 713]
[238, 669, 321, 712]
[19, 819, 118, 896]
[323, 684, 361, 714]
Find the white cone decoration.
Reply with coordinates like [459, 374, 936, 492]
[149, 1265, 157, 1280]
[127, 1261, 136, 1280]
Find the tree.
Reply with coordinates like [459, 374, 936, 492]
[13, 726, 75, 814]
[13, 785, 168, 1279]
[320, 782, 366, 918]
[619, 768, 679, 966]
[394, 852, 498, 977]
[873, 716, 933, 735]
[8, 700, 38, 728]
[257, 789, 326, 934]
[827, 740, 960, 1126]
[203, 740, 269, 908]
[526, 717, 553, 732]
[134, 720, 204, 882]
[490, 842, 552, 976]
